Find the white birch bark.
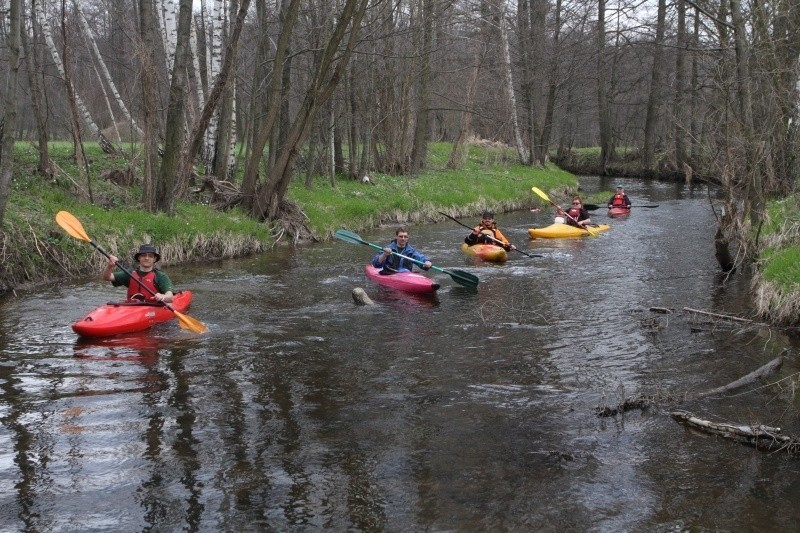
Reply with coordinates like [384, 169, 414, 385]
[204, 0, 225, 166]
[499, 8, 528, 164]
[35, 0, 100, 138]
[72, 0, 143, 139]
[160, 0, 178, 74]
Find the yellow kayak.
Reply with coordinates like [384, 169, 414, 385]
[461, 243, 508, 262]
[528, 223, 611, 239]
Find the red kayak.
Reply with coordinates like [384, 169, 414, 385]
[608, 206, 631, 217]
[364, 265, 439, 294]
[72, 291, 194, 337]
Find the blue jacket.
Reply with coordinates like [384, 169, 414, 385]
[372, 240, 430, 272]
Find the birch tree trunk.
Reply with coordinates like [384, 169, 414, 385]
[175, 0, 252, 197]
[0, 0, 22, 225]
[60, 0, 92, 202]
[35, 0, 100, 139]
[73, 0, 143, 139]
[499, 3, 529, 165]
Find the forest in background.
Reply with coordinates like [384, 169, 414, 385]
[0, 0, 799, 273]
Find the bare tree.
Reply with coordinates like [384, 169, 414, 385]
[0, 0, 22, 225]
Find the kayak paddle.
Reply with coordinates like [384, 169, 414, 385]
[437, 211, 542, 258]
[584, 203, 659, 211]
[531, 187, 598, 236]
[55, 211, 209, 334]
[334, 229, 479, 289]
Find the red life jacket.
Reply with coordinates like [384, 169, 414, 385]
[126, 270, 158, 302]
[611, 193, 627, 207]
[566, 207, 582, 219]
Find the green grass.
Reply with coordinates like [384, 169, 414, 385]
[289, 142, 579, 237]
[761, 246, 800, 286]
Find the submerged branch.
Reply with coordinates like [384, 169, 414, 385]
[596, 356, 785, 417]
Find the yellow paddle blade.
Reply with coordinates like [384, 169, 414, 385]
[531, 186, 550, 202]
[174, 310, 209, 334]
[56, 211, 92, 242]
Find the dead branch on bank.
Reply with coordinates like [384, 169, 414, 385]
[596, 356, 785, 417]
[670, 410, 800, 455]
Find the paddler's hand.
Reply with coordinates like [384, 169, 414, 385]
[509, 244, 516, 251]
[422, 261, 432, 270]
[382, 247, 392, 256]
[102, 255, 118, 281]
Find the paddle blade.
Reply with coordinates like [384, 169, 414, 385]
[334, 229, 366, 245]
[174, 310, 209, 334]
[56, 211, 91, 242]
[531, 187, 550, 203]
[447, 269, 479, 288]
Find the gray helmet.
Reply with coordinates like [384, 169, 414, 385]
[134, 243, 160, 262]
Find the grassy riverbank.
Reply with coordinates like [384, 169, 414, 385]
[1, 141, 578, 295]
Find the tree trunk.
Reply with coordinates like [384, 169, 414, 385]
[251, 0, 369, 221]
[673, 0, 687, 172]
[240, 0, 299, 209]
[60, 0, 92, 203]
[410, 0, 433, 173]
[539, 0, 562, 163]
[20, 6, 51, 177]
[0, 0, 22, 225]
[155, 0, 194, 214]
[176, 0, 252, 198]
[73, 0, 143, 140]
[499, 2, 528, 164]
[596, 0, 613, 172]
[35, 0, 100, 139]
[138, 0, 161, 211]
[642, 0, 666, 170]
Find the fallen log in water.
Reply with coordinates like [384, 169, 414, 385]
[670, 410, 800, 455]
[596, 356, 785, 417]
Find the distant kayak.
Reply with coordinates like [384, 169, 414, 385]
[72, 291, 194, 337]
[460, 243, 508, 262]
[608, 206, 631, 217]
[528, 223, 611, 239]
[364, 265, 440, 294]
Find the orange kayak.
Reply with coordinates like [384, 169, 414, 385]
[461, 243, 508, 262]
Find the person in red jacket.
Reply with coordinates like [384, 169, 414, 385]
[102, 244, 174, 303]
[608, 185, 631, 209]
[557, 196, 592, 228]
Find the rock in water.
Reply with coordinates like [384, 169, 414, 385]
[352, 287, 375, 305]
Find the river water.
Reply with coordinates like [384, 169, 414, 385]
[2, 177, 800, 531]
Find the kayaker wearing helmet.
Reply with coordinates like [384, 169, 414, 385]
[373, 225, 433, 274]
[464, 211, 516, 251]
[102, 244, 174, 303]
[608, 185, 631, 209]
[556, 196, 592, 228]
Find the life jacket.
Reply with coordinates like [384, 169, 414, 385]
[126, 270, 159, 302]
[611, 193, 627, 207]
